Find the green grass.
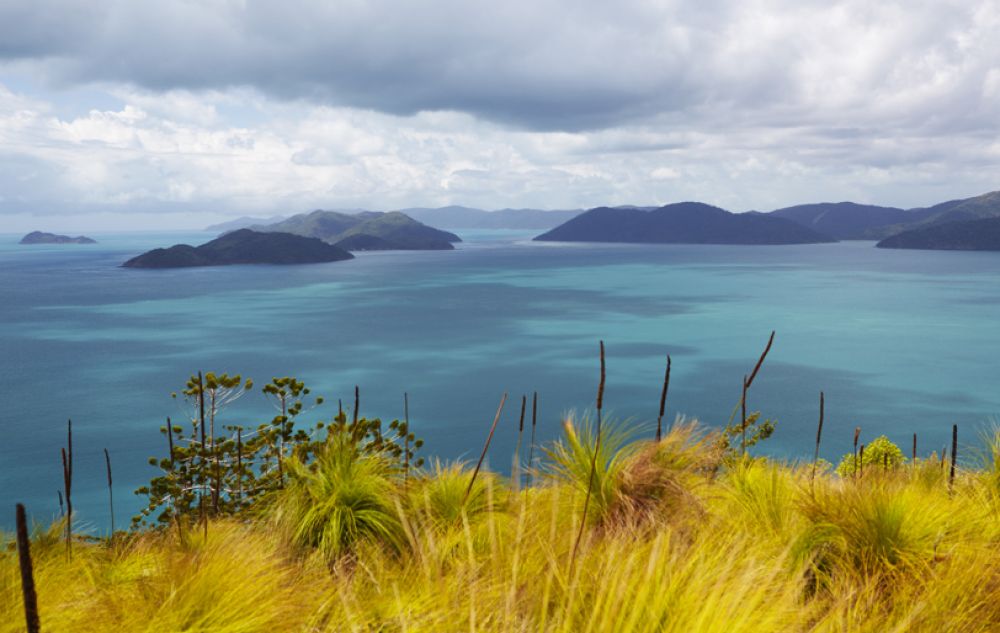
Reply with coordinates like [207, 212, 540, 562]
[4, 419, 1000, 632]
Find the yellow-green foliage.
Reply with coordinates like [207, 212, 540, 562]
[4, 423, 1000, 632]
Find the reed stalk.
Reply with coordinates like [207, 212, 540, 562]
[859, 444, 865, 478]
[237, 428, 243, 504]
[656, 355, 671, 442]
[741, 375, 748, 456]
[166, 416, 175, 467]
[527, 392, 538, 488]
[811, 391, 824, 483]
[571, 340, 605, 569]
[949, 424, 958, 491]
[15, 504, 41, 633]
[404, 392, 410, 481]
[104, 448, 115, 536]
[62, 418, 73, 558]
[353, 385, 360, 426]
[853, 426, 861, 480]
[514, 395, 526, 488]
[464, 393, 508, 504]
[912, 432, 917, 471]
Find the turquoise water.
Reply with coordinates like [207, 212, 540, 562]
[2, 229, 999, 530]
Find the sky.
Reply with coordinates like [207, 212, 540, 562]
[1, 0, 999, 231]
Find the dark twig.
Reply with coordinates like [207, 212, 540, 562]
[853, 427, 861, 480]
[404, 392, 410, 482]
[741, 375, 748, 456]
[464, 393, 508, 504]
[811, 392, 824, 483]
[515, 395, 526, 487]
[572, 340, 606, 569]
[15, 504, 41, 633]
[527, 392, 538, 488]
[62, 418, 73, 559]
[949, 424, 958, 491]
[745, 330, 775, 389]
[353, 385, 360, 426]
[656, 355, 671, 442]
[912, 433, 917, 471]
[104, 448, 115, 536]
[859, 444, 865, 478]
[166, 417, 175, 468]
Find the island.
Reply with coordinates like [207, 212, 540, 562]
[534, 202, 836, 245]
[875, 216, 1000, 251]
[122, 229, 354, 268]
[20, 231, 97, 244]
[251, 210, 461, 250]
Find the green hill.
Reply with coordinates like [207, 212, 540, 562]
[876, 216, 1000, 251]
[252, 210, 461, 250]
[123, 229, 354, 268]
[535, 202, 835, 245]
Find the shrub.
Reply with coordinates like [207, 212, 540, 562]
[836, 435, 906, 477]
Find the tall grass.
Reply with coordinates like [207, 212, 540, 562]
[6, 424, 1000, 632]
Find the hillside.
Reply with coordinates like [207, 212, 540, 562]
[863, 190, 1000, 239]
[123, 229, 354, 268]
[535, 202, 836, 245]
[767, 202, 922, 240]
[204, 215, 290, 232]
[252, 210, 460, 250]
[876, 216, 1000, 251]
[19, 231, 97, 244]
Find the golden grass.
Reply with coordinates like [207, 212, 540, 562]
[4, 422, 1000, 632]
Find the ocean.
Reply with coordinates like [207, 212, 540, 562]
[2, 229, 998, 531]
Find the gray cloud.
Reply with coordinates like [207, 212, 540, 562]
[0, 0, 995, 132]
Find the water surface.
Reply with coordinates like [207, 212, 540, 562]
[2, 230, 998, 530]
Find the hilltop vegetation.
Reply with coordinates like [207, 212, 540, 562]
[4, 367, 1000, 632]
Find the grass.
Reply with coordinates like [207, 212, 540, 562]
[4, 419, 1000, 632]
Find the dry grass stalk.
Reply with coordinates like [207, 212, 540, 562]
[353, 385, 360, 425]
[853, 426, 861, 480]
[62, 418, 73, 558]
[811, 391, 824, 483]
[514, 395, 526, 488]
[527, 391, 538, 487]
[741, 375, 748, 456]
[859, 444, 865, 478]
[572, 340, 606, 568]
[15, 503, 41, 633]
[166, 417, 175, 467]
[949, 424, 958, 491]
[656, 355, 671, 442]
[464, 392, 508, 504]
[745, 330, 775, 389]
[104, 448, 115, 536]
[404, 392, 410, 481]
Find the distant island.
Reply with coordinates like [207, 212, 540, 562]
[19, 231, 97, 244]
[401, 205, 582, 229]
[876, 216, 1000, 251]
[207, 206, 581, 232]
[204, 215, 290, 232]
[535, 202, 835, 245]
[250, 210, 461, 251]
[769, 190, 1000, 242]
[123, 229, 354, 268]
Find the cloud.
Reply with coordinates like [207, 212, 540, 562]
[0, 0, 996, 132]
[1, 0, 999, 229]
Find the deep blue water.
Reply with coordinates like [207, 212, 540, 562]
[2, 230, 999, 531]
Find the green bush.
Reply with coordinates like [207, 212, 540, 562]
[836, 435, 905, 477]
